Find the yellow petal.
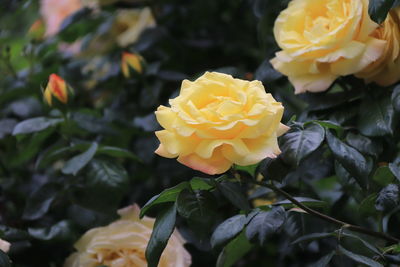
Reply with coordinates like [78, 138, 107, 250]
[178, 148, 232, 175]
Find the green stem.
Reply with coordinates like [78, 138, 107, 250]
[250, 180, 399, 244]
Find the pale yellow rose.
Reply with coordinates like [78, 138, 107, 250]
[154, 72, 289, 175]
[0, 238, 10, 253]
[64, 204, 191, 267]
[40, 0, 83, 37]
[270, 0, 386, 94]
[356, 8, 400, 86]
[114, 8, 156, 47]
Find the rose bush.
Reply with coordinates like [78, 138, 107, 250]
[271, 0, 386, 93]
[155, 71, 288, 174]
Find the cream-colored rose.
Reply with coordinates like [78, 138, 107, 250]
[356, 8, 400, 86]
[40, 0, 83, 37]
[64, 205, 191, 267]
[154, 72, 288, 175]
[270, 0, 386, 94]
[0, 238, 10, 253]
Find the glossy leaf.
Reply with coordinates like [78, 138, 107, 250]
[61, 142, 98, 175]
[309, 251, 335, 267]
[23, 183, 60, 220]
[211, 214, 247, 248]
[280, 123, 325, 167]
[326, 131, 372, 189]
[375, 184, 399, 212]
[368, 0, 395, 23]
[12, 117, 63, 135]
[246, 206, 286, 245]
[216, 231, 252, 267]
[0, 251, 11, 267]
[216, 181, 251, 212]
[338, 245, 383, 267]
[145, 203, 177, 267]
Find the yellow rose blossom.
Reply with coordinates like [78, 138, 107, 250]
[155, 72, 289, 175]
[356, 8, 400, 86]
[43, 74, 69, 106]
[121, 52, 143, 77]
[64, 204, 191, 267]
[270, 0, 386, 94]
[115, 8, 156, 47]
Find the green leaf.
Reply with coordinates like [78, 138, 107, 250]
[62, 142, 98, 175]
[190, 177, 214, 191]
[274, 197, 326, 208]
[12, 117, 63, 135]
[23, 183, 60, 220]
[291, 232, 334, 245]
[145, 203, 177, 267]
[375, 184, 399, 212]
[358, 94, 395, 136]
[211, 215, 247, 248]
[389, 155, 400, 181]
[368, 0, 395, 23]
[312, 120, 343, 135]
[0, 119, 17, 139]
[140, 182, 189, 218]
[340, 231, 382, 256]
[245, 206, 286, 245]
[326, 131, 372, 189]
[360, 194, 378, 217]
[73, 159, 129, 212]
[338, 245, 383, 267]
[308, 251, 335, 267]
[373, 166, 395, 186]
[254, 58, 282, 83]
[96, 146, 140, 161]
[176, 189, 217, 225]
[216, 181, 250, 212]
[391, 84, 400, 112]
[280, 123, 325, 167]
[0, 250, 11, 267]
[28, 220, 75, 242]
[216, 231, 252, 267]
[346, 132, 382, 158]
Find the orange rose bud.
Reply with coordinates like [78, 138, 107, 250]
[43, 74, 69, 106]
[28, 19, 45, 40]
[121, 52, 143, 77]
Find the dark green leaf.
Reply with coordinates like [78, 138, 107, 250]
[326, 131, 372, 189]
[23, 183, 59, 220]
[12, 117, 63, 135]
[140, 182, 189, 218]
[216, 181, 250, 212]
[368, 0, 395, 23]
[0, 250, 11, 267]
[190, 177, 214, 191]
[292, 232, 334, 245]
[346, 132, 382, 158]
[0, 119, 17, 139]
[96, 146, 140, 161]
[340, 232, 382, 256]
[274, 197, 326, 208]
[375, 184, 399, 212]
[389, 155, 400, 181]
[216, 231, 252, 267]
[145, 203, 177, 267]
[280, 123, 325, 167]
[373, 166, 395, 186]
[358, 94, 395, 136]
[391, 84, 400, 112]
[308, 251, 335, 267]
[360, 194, 378, 217]
[338, 245, 383, 267]
[28, 220, 74, 242]
[254, 58, 282, 83]
[245, 206, 286, 245]
[73, 159, 129, 212]
[261, 157, 291, 182]
[211, 215, 247, 248]
[176, 189, 217, 225]
[62, 142, 98, 175]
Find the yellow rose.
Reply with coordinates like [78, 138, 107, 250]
[270, 0, 386, 94]
[40, 0, 82, 37]
[154, 72, 289, 175]
[64, 204, 191, 267]
[356, 8, 400, 86]
[114, 8, 156, 47]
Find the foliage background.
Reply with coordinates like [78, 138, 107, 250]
[1, 0, 400, 266]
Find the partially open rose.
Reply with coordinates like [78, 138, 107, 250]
[155, 72, 288, 175]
